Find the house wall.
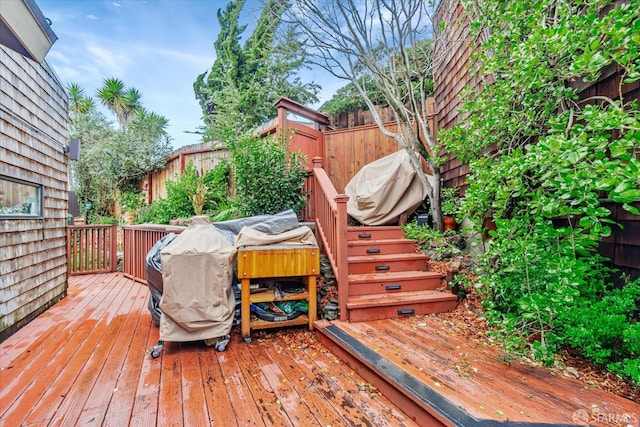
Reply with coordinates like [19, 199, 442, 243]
[0, 45, 69, 341]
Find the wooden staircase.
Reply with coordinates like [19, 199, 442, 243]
[345, 225, 458, 322]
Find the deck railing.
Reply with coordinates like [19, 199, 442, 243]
[311, 157, 350, 321]
[67, 224, 118, 275]
[122, 224, 184, 284]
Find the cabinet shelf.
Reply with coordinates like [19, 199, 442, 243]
[249, 289, 309, 304]
[248, 314, 310, 331]
[237, 245, 319, 341]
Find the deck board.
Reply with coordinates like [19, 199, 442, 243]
[2, 272, 637, 427]
[0, 273, 415, 427]
[315, 317, 640, 426]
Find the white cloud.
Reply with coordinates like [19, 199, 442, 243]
[83, 43, 131, 78]
[113, 2, 121, 7]
[85, 14, 98, 20]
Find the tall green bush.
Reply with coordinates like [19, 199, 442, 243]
[229, 135, 307, 217]
[137, 160, 230, 224]
[442, 0, 640, 382]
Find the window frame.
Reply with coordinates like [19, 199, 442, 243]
[0, 175, 44, 219]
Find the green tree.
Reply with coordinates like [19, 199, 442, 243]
[97, 78, 143, 128]
[194, 0, 319, 140]
[229, 135, 307, 217]
[68, 82, 172, 220]
[67, 83, 95, 118]
[69, 110, 118, 218]
[320, 42, 434, 116]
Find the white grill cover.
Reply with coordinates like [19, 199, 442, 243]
[159, 217, 236, 342]
[345, 149, 430, 225]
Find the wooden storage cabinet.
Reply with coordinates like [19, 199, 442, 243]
[237, 245, 319, 342]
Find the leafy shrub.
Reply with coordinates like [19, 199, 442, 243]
[481, 218, 640, 383]
[137, 160, 231, 224]
[229, 135, 307, 217]
[440, 0, 640, 383]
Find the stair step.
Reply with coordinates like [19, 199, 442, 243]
[347, 226, 405, 241]
[347, 238, 418, 256]
[347, 290, 458, 322]
[347, 253, 428, 274]
[348, 271, 443, 296]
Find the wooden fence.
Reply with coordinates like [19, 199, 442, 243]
[323, 122, 401, 193]
[144, 142, 228, 203]
[67, 225, 118, 275]
[121, 224, 185, 284]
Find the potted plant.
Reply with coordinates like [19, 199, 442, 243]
[119, 190, 145, 224]
[440, 186, 460, 231]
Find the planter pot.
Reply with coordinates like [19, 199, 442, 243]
[482, 214, 497, 241]
[123, 211, 136, 225]
[443, 215, 457, 231]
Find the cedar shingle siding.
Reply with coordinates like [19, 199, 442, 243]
[0, 45, 69, 341]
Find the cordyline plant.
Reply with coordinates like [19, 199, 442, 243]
[441, 0, 640, 382]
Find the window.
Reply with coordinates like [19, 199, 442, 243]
[0, 176, 42, 217]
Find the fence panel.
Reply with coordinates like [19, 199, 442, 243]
[67, 224, 118, 275]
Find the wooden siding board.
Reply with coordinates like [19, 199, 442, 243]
[1, 46, 69, 338]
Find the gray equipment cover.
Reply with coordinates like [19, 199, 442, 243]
[345, 149, 430, 225]
[159, 216, 236, 342]
[212, 209, 299, 245]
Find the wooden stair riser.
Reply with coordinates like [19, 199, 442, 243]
[348, 276, 442, 296]
[344, 225, 456, 323]
[347, 257, 427, 274]
[348, 299, 458, 322]
[347, 227, 406, 241]
[347, 239, 418, 256]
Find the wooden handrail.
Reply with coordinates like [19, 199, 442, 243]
[312, 157, 350, 321]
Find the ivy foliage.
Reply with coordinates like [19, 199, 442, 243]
[441, 0, 640, 382]
[229, 135, 307, 217]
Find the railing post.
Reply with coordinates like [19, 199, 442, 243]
[110, 224, 118, 272]
[335, 194, 349, 322]
[66, 226, 72, 275]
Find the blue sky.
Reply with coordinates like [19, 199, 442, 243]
[38, 0, 342, 149]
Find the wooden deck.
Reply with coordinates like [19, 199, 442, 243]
[1, 273, 639, 427]
[315, 318, 640, 427]
[0, 273, 416, 427]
